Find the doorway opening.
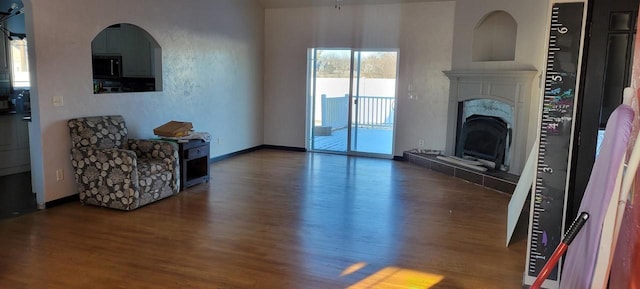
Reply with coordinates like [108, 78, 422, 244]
[307, 48, 398, 157]
[0, 0, 35, 219]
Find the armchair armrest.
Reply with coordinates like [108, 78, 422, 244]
[127, 139, 179, 162]
[70, 147, 140, 210]
[127, 139, 180, 192]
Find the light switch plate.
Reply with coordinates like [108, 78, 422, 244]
[53, 95, 64, 107]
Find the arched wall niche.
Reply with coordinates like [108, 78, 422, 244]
[472, 11, 517, 62]
[91, 23, 163, 93]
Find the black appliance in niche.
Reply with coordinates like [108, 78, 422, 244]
[92, 55, 122, 79]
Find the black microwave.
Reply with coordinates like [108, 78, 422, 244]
[92, 55, 122, 79]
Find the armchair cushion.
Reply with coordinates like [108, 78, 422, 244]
[128, 139, 180, 196]
[137, 160, 175, 206]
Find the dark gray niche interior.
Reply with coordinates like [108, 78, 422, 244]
[91, 23, 162, 94]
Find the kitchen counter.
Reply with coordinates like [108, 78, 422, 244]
[94, 77, 156, 94]
[0, 110, 30, 116]
[0, 113, 30, 176]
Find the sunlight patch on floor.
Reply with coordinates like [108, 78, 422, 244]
[341, 262, 369, 277]
[343, 264, 444, 289]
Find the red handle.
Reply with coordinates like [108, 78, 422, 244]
[530, 243, 568, 289]
[530, 212, 589, 289]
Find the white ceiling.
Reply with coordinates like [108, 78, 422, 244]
[257, 0, 440, 9]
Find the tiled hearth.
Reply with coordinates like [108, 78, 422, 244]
[403, 151, 519, 194]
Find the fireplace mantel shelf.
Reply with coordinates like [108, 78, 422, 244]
[443, 70, 538, 79]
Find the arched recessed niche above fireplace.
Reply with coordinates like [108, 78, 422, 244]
[91, 23, 163, 94]
[472, 11, 517, 62]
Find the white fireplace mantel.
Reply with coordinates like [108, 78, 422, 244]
[443, 70, 538, 175]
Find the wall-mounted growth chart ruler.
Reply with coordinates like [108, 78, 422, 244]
[523, 1, 588, 288]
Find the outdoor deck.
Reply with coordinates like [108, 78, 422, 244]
[312, 127, 393, 155]
[313, 94, 395, 155]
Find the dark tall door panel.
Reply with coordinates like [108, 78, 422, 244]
[570, 0, 639, 221]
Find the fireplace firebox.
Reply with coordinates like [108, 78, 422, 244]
[456, 114, 510, 168]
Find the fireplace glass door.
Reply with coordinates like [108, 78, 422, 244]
[308, 48, 398, 157]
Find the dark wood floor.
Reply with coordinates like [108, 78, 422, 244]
[0, 172, 37, 219]
[0, 150, 528, 288]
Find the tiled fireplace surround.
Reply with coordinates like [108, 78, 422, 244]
[405, 70, 538, 194]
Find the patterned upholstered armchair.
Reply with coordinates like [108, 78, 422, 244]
[68, 115, 180, 210]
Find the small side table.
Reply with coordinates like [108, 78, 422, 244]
[178, 140, 210, 190]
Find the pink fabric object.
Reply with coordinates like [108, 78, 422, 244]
[559, 104, 634, 289]
[610, 136, 640, 288]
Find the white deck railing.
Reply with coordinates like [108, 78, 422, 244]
[320, 94, 394, 130]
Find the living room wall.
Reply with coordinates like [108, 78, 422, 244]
[263, 2, 456, 156]
[24, 0, 264, 203]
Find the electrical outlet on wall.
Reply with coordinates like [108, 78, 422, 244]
[418, 139, 425, 147]
[55, 169, 64, 181]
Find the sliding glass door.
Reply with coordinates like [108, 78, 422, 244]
[308, 48, 398, 157]
[308, 49, 351, 153]
[350, 51, 397, 155]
